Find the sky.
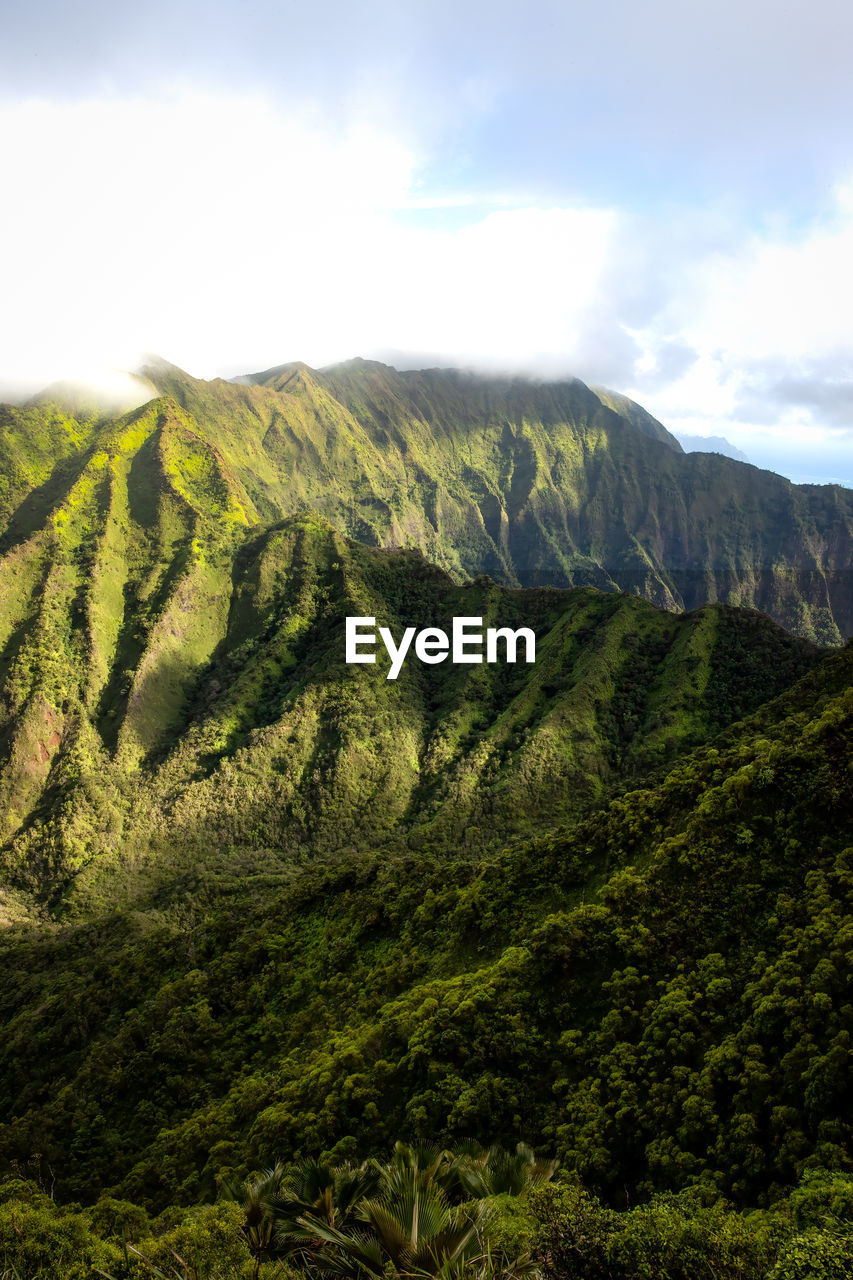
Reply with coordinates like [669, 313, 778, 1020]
[2, 0, 853, 485]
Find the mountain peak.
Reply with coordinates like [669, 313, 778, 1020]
[591, 385, 683, 452]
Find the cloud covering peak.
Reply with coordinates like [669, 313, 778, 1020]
[2, 2, 852, 484]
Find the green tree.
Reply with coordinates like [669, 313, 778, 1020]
[304, 1157, 488, 1278]
[221, 1164, 284, 1280]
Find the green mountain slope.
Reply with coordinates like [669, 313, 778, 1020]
[145, 358, 853, 643]
[0, 397, 818, 905]
[0, 637, 849, 1210]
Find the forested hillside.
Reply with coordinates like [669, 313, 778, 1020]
[0, 639, 850, 1215]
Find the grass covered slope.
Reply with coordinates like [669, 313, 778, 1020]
[0, 395, 255, 901]
[0, 641, 849, 1211]
[0, 490, 819, 906]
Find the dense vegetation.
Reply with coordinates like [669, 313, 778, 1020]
[0, 365, 851, 1276]
[0, 637, 850, 1214]
[2, 1155, 853, 1278]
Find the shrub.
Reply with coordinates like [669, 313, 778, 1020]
[530, 1181, 772, 1280]
[768, 1229, 853, 1280]
[134, 1202, 250, 1280]
[0, 1192, 123, 1279]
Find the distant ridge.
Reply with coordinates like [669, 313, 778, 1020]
[3, 356, 852, 653]
[677, 432, 750, 463]
[135, 356, 853, 643]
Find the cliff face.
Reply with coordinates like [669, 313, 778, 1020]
[148, 358, 853, 644]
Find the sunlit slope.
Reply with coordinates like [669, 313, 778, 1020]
[589, 384, 684, 448]
[0, 397, 253, 894]
[0, 479, 819, 905]
[146, 358, 853, 643]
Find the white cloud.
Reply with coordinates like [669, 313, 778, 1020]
[618, 183, 853, 481]
[0, 94, 417, 384]
[370, 207, 617, 371]
[1, 91, 851, 484]
[0, 93, 621, 388]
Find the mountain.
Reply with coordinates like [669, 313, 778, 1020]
[4, 359, 850, 647]
[0, 364, 847, 900]
[140, 357, 852, 644]
[0, 468, 818, 908]
[676, 433, 751, 463]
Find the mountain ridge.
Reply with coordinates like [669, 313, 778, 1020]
[143, 358, 853, 642]
[0, 359, 849, 903]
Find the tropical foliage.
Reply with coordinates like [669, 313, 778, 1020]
[2, 1161, 853, 1279]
